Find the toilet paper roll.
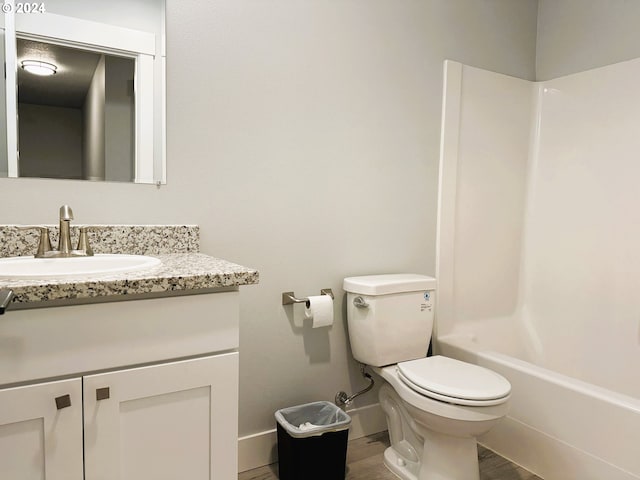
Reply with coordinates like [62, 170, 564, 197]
[304, 295, 334, 328]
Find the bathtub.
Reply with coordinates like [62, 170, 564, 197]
[436, 332, 640, 480]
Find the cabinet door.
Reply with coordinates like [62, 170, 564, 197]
[84, 352, 239, 480]
[0, 378, 83, 480]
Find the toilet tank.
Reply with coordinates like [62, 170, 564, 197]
[343, 274, 436, 367]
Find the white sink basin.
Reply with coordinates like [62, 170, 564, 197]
[0, 254, 162, 280]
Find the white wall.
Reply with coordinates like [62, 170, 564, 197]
[536, 0, 640, 80]
[0, 0, 538, 443]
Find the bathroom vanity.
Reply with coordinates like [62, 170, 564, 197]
[0, 225, 259, 480]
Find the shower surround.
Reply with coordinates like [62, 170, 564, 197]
[435, 59, 640, 479]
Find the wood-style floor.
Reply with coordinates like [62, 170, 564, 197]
[239, 431, 542, 480]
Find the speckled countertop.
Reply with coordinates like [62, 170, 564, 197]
[0, 225, 259, 307]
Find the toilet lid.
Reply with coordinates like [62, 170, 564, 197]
[397, 356, 511, 406]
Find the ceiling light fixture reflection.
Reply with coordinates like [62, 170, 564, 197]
[21, 60, 57, 76]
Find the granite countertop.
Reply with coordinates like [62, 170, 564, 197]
[0, 225, 259, 307]
[1, 253, 259, 306]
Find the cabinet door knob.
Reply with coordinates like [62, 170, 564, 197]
[55, 394, 72, 410]
[96, 387, 110, 401]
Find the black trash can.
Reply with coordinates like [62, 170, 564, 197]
[275, 401, 352, 480]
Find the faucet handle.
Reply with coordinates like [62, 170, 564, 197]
[76, 226, 101, 256]
[17, 226, 53, 257]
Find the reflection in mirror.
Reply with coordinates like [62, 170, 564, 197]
[0, 0, 165, 184]
[18, 39, 135, 181]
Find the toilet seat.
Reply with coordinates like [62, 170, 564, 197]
[397, 356, 511, 407]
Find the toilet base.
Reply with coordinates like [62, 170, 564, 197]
[382, 435, 479, 480]
[418, 429, 479, 480]
[383, 446, 419, 480]
[379, 381, 484, 480]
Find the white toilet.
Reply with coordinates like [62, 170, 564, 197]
[343, 274, 511, 480]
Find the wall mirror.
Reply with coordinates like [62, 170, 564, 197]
[0, 0, 166, 184]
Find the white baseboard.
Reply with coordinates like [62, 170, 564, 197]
[238, 429, 278, 473]
[238, 402, 387, 473]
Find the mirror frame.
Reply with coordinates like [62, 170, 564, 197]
[2, 0, 166, 184]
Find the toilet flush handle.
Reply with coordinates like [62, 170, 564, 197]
[353, 296, 369, 308]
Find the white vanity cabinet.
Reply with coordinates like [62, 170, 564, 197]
[84, 353, 238, 480]
[0, 290, 241, 480]
[0, 378, 84, 479]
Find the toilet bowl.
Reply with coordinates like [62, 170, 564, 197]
[343, 274, 511, 480]
[375, 357, 510, 480]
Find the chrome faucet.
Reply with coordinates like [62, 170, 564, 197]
[19, 205, 95, 258]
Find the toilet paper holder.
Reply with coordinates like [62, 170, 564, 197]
[282, 289, 334, 307]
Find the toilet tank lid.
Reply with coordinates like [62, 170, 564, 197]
[343, 274, 436, 295]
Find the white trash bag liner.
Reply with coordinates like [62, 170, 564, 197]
[275, 401, 351, 438]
